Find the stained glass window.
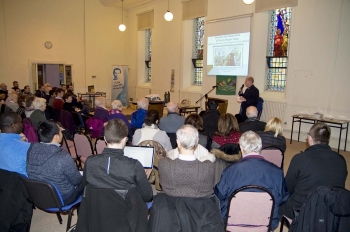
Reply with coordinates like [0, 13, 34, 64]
[267, 8, 292, 91]
[146, 29, 152, 82]
[193, 17, 205, 86]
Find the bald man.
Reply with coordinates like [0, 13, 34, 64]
[238, 76, 259, 122]
[159, 101, 185, 133]
[239, 106, 266, 133]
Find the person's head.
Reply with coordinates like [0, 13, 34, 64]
[67, 85, 74, 92]
[0, 112, 23, 134]
[44, 86, 51, 94]
[137, 98, 149, 110]
[61, 84, 67, 92]
[63, 93, 73, 103]
[308, 123, 331, 146]
[95, 97, 106, 108]
[144, 110, 159, 126]
[104, 119, 128, 147]
[207, 100, 218, 110]
[18, 96, 26, 107]
[33, 97, 47, 111]
[246, 106, 258, 118]
[13, 87, 20, 95]
[166, 101, 178, 113]
[0, 94, 6, 103]
[176, 125, 199, 150]
[55, 88, 64, 98]
[244, 76, 254, 88]
[37, 120, 63, 144]
[44, 83, 51, 88]
[217, 113, 240, 136]
[13, 81, 19, 88]
[184, 113, 204, 131]
[0, 83, 7, 91]
[25, 96, 35, 108]
[111, 100, 123, 111]
[24, 85, 31, 93]
[239, 131, 262, 155]
[264, 117, 283, 137]
[39, 85, 45, 92]
[49, 89, 56, 97]
[7, 94, 18, 103]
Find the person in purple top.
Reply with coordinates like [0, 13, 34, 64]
[93, 96, 109, 122]
[108, 100, 131, 129]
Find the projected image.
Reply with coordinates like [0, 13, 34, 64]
[213, 45, 243, 67]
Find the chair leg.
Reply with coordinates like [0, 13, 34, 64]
[56, 212, 63, 224]
[66, 208, 75, 231]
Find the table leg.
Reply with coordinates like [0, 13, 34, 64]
[338, 124, 342, 153]
[345, 122, 349, 151]
[297, 118, 301, 142]
[290, 118, 295, 144]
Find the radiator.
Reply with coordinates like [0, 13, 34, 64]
[260, 100, 286, 122]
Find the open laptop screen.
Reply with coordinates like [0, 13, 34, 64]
[123, 146, 154, 169]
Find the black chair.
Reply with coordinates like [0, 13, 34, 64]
[256, 97, 264, 120]
[166, 132, 177, 149]
[20, 177, 82, 232]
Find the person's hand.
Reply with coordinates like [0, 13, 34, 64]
[145, 169, 152, 179]
[74, 108, 80, 112]
[240, 96, 246, 102]
[19, 133, 27, 141]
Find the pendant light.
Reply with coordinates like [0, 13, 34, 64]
[119, 0, 126, 31]
[164, 0, 173, 21]
[243, 0, 254, 4]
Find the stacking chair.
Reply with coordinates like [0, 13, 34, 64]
[260, 146, 284, 169]
[279, 216, 292, 232]
[95, 137, 107, 154]
[225, 185, 275, 232]
[73, 133, 94, 164]
[60, 110, 76, 137]
[61, 134, 81, 169]
[20, 177, 82, 232]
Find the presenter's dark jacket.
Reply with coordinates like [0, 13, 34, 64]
[239, 84, 259, 108]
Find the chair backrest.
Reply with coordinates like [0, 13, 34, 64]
[22, 118, 39, 142]
[85, 117, 104, 138]
[60, 110, 76, 137]
[20, 177, 64, 210]
[260, 146, 284, 169]
[256, 97, 264, 120]
[74, 133, 94, 160]
[137, 140, 166, 167]
[166, 132, 177, 149]
[226, 185, 275, 231]
[95, 137, 107, 154]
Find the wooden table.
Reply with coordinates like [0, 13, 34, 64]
[178, 105, 201, 116]
[291, 114, 349, 153]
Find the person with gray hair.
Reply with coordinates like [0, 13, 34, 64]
[239, 106, 266, 133]
[94, 96, 109, 122]
[131, 97, 149, 129]
[30, 97, 47, 130]
[215, 131, 289, 230]
[108, 100, 131, 129]
[159, 101, 185, 133]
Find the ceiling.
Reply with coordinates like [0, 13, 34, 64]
[99, 0, 155, 9]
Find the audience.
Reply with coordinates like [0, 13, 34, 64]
[0, 83, 8, 99]
[184, 113, 208, 148]
[67, 84, 77, 98]
[108, 100, 131, 129]
[0, 112, 29, 176]
[201, 100, 221, 137]
[30, 97, 47, 130]
[26, 120, 83, 205]
[94, 96, 109, 122]
[6, 94, 19, 112]
[257, 117, 286, 153]
[239, 106, 266, 133]
[131, 97, 148, 129]
[35, 85, 45, 98]
[43, 86, 52, 103]
[61, 84, 67, 93]
[279, 123, 348, 219]
[62, 93, 80, 113]
[12, 81, 19, 90]
[22, 85, 33, 97]
[214, 131, 289, 230]
[159, 101, 185, 133]
[132, 110, 172, 151]
[48, 89, 56, 107]
[53, 88, 65, 111]
[17, 96, 26, 119]
[83, 119, 153, 202]
[24, 96, 35, 118]
[0, 93, 12, 114]
[212, 113, 242, 149]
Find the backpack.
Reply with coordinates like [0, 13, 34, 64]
[22, 118, 39, 142]
[86, 117, 104, 138]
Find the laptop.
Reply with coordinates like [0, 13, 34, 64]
[124, 145, 154, 169]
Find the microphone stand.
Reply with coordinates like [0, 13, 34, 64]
[195, 86, 217, 104]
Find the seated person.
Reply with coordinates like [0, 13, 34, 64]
[30, 97, 47, 130]
[83, 119, 153, 202]
[94, 96, 109, 122]
[26, 121, 83, 205]
[132, 110, 172, 151]
[52, 88, 65, 111]
[108, 100, 131, 130]
[214, 131, 289, 231]
[257, 117, 286, 153]
[0, 112, 30, 176]
[239, 106, 266, 133]
[159, 101, 185, 133]
[212, 113, 242, 149]
[0, 93, 12, 114]
[131, 98, 148, 129]
[62, 93, 81, 113]
[149, 125, 223, 231]
[184, 113, 208, 148]
[24, 96, 35, 118]
[201, 100, 221, 138]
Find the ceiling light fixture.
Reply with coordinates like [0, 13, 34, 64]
[119, 0, 126, 31]
[243, 0, 255, 4]
[164, 0, 173, 21]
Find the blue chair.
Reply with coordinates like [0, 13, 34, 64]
[20, 177, 82, 231]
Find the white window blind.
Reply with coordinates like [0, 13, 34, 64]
[182, 0, 208, 20]
[137, 10, 154, 31]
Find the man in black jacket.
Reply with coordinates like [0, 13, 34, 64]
[201, 100, 221, 138]
[239, 106, 266, 133]
[238, 76, 259, 122]
[279, 123, 348, 219]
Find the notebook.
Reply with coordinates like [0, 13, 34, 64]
[124, 146, 154, 169]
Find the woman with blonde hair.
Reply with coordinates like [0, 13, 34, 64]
[211, 113, 242, 149]
[108, 100, 131, 129]
[257, 117, 286, 153]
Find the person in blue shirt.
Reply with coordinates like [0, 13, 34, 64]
[131, 98, 149, 129]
